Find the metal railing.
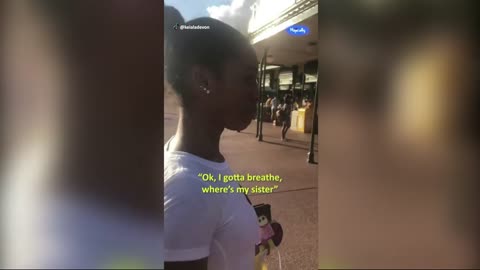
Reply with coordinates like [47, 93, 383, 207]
[255, 47, 318, 164]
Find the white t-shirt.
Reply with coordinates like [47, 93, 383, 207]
[164, 137, 259, 270]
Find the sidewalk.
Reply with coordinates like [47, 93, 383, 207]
[164, 106, 318, 270]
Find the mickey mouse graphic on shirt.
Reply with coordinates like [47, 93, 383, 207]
[254, 204, 283, 256]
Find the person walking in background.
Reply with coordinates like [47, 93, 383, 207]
[265, 95, 272, 121]
[276, 97, 284, 123]
[271, 95, 278, 124]
[265, 95, 272, 108]
[293, 97, 300, 111]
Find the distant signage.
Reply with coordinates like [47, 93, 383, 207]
[279, 72, 293, 85]
[305, 74, 317, 83]
[286, 25, 310, 36]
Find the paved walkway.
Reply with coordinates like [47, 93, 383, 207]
[164, 100, 318, 270]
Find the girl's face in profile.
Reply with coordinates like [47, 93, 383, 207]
[212, 47, 259, 131]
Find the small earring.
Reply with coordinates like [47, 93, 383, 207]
[200, 85, 210, 94]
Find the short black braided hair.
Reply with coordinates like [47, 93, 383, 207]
[165, 17, 251, 106]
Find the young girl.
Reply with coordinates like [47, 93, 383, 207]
[164, 16, 260, 270]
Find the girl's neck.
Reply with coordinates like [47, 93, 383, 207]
[171, 109, 225, 163]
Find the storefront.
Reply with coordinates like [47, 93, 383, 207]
[249, 0, 319, 162]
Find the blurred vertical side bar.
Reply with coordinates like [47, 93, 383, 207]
[0, 0, 5, 266]
[2, 0, 164, 268]
[317, 0, 480, 268]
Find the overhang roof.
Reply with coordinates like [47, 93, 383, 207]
[252, 13, 318, 67]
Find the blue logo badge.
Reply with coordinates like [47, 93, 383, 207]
[286, 25, 310, 36]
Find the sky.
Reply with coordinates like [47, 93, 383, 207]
[165, 0, 256, 34]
